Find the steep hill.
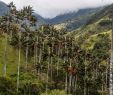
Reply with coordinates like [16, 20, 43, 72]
[69, 3, 113, 49]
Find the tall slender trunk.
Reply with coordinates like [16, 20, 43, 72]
[50, 41, 53, 82]
[38, 46, 42, 77]
[109, 18, 113, 95]
[46, 47, 50, 94]
[57, 45, 60, 76]
[3, 34, 7, 77]
[69, 59, 72, 94]
[73, 57, 77, 93]
[65, 72, 68, 93]
[33, 38, 37, 74]
[39, 42, 44, 78]
[3, 18, 9, 77]
[105, 61, 108, 93]
[84, 65, 86, 95]
[17, 31, 21, 92]
[25, 35, 29, 70]
[102, 73, 104, 95]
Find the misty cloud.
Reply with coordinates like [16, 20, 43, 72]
[1, 0, 113, 18]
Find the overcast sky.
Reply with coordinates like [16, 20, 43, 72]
[1, 0, 113, 18]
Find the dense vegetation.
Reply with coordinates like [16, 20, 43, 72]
[0, 2, 112, 95]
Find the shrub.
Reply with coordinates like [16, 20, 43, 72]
[19, 81, 45, 95]
[41, 90, 71, 95]
[0, 77, 17, 95]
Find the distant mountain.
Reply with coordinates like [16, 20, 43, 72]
[45, 8, 99, 24]
[33, 13, 47, 25]
[65, 8, 102, 31]
[45, 8, 102, 31]
[86, 4, 113, 25]
[0, 1, 9, 16]
[70, 3, 113, 39]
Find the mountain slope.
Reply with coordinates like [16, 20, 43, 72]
[0, 1, 9, 16]
[46, 8, 100, 24]
[33, 13, 47, 25]
[69, 3, 113, 49]
[46, 8, 102, 31]
[86, 3, 113, 25]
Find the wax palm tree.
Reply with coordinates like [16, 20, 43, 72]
[109, 11, 113, 95]
[17, 30, 22, 92]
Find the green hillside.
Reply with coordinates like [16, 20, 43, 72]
[0, 34, 25, 76]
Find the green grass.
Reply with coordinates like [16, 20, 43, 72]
[41, 90, 71, 95]
[82, 30, 111, 49]
[0, 34, 26, 76]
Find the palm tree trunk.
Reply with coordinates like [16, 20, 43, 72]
[65, 72, 68, 93]
[3, 17, 9, 77]
[3, 34, 8, 77]
[109, 18, 113, 95]
[102, 73, 104, 95]
[105, 61, 108, 93]
[25, 36, 29, 70]
[69, 58, 72, 94]
[17, 31, 21, 92]
[84, 65, 86, 95]
[46, 47, 50, 94]
[39, 42, 44, 78]
[50, 43, 53, 82]
[38, 47, 41, 77]
[57, 45, 60, 76]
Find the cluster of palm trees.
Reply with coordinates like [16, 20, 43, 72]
[0, 2, 112, 95]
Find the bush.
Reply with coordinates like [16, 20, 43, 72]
[19, 81, 45, 95]
[0, 77, 17, 95]
[98, 19, 112, 26]
[41, 90, 71, 95]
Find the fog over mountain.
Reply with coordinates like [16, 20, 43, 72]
[1, 0, 113, 18]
